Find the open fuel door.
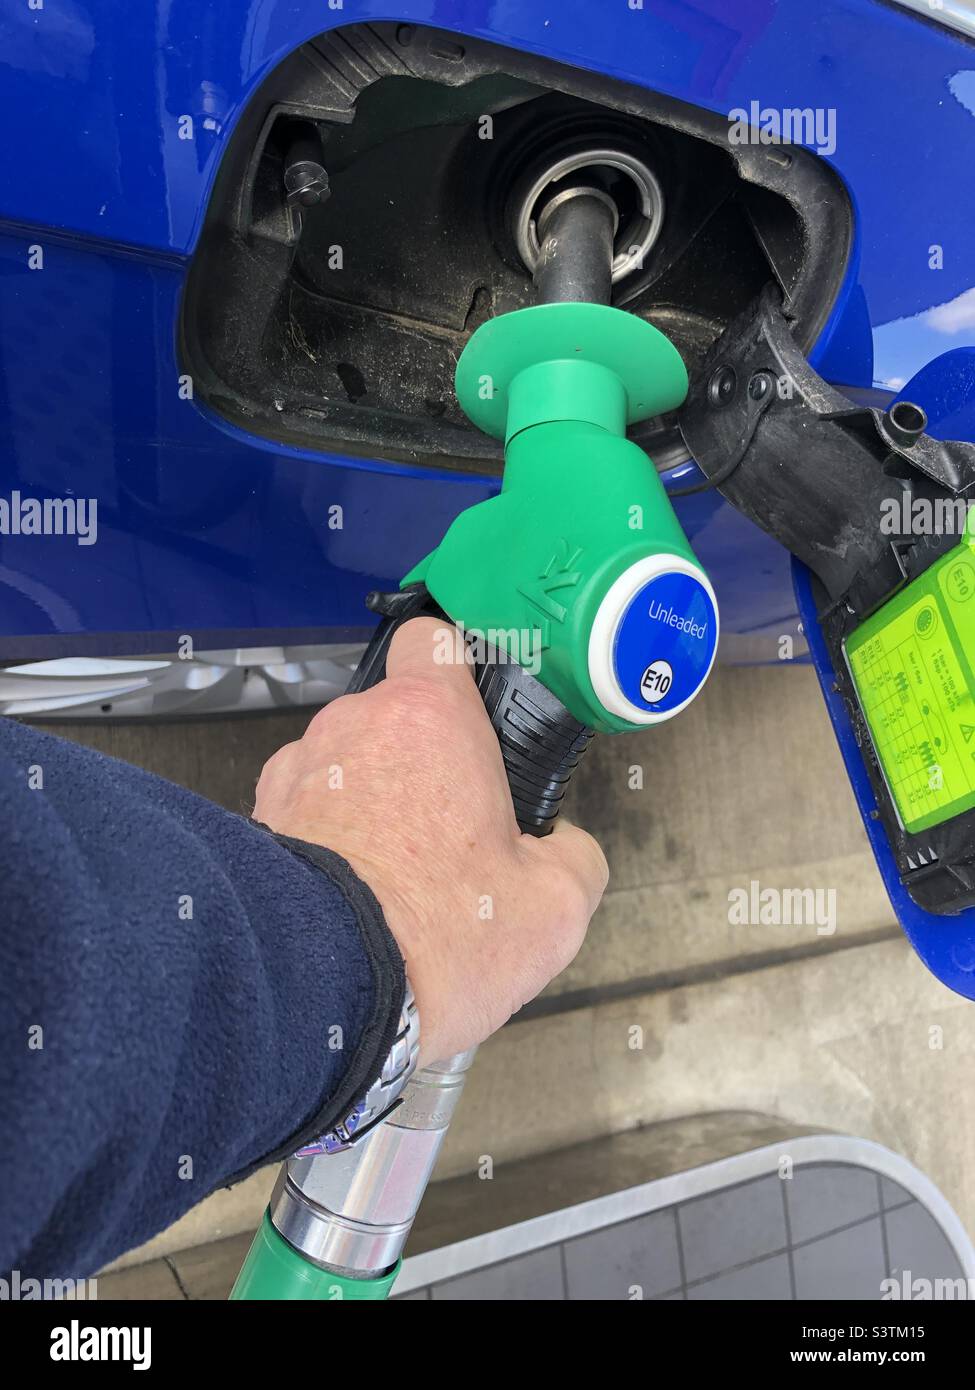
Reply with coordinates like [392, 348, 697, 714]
[679, 287, 975, 998]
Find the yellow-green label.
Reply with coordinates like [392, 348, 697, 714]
[846, 543, 975, 833]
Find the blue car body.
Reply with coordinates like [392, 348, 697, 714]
[1, 0, 973, 655]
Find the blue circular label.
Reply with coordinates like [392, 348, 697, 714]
[612, 571, 717, 714]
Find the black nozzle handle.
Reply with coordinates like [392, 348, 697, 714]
[347, 585, 593, 837]
[474, 654, 593, 835]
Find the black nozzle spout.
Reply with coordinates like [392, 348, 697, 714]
[533, 182, 619, 307]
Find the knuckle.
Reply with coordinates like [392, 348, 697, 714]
[254, 741, 302, 814]
[389, 673, 466, 733]
[390, 672, 440, 709]
[563, 830, 610, 900]
[559, 866, 594, 926]
[587, 838, 610, 894]
[303, 705, 332, 740]
[304, 693, 352, 738]
[257, 740, 298, 786]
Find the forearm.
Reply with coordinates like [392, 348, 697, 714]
[0, 718, 404, 1278]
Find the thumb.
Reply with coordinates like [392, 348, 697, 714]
[533, 817, 609, 912]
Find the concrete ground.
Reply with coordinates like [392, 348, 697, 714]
[44, 660, 975, 1295]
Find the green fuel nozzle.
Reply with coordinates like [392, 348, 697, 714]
[404, 191, 718, 734]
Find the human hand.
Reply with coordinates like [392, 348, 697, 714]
[253, 618, 608, 1065]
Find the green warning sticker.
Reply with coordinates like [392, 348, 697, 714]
[845, 540, 975, 834]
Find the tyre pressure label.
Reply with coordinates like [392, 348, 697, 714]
[613, 571, 717, 715]
[846, 544, 975, 833]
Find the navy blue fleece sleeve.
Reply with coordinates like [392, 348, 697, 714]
[0, 717, 405, 1279]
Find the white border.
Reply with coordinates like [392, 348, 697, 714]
[587, 554, 720, 725]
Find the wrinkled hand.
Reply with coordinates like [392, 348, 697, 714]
[254, 618, 608, 1065]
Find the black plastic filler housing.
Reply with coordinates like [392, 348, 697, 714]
[680, 288, 975, 916]
[181, 21, 851, 476]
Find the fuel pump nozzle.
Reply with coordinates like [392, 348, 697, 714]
[231, 178, 717, 1300]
